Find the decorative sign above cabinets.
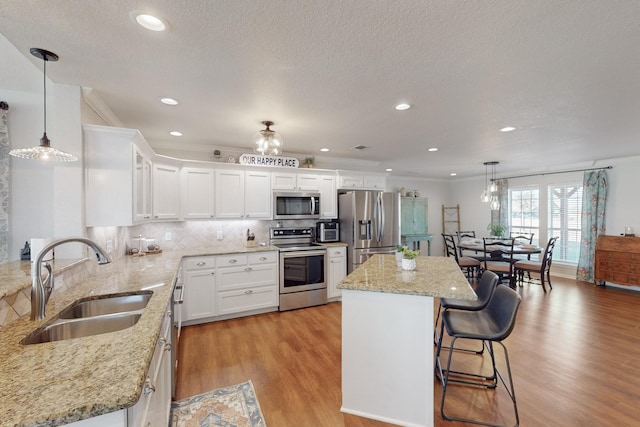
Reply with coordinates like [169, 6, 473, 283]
[239, 154, 299, 168]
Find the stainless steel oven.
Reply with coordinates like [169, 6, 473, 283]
[270, 227, 327, 311]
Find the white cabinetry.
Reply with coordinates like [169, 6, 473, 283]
[181, 167, 215, 219]
[272, 172, 320, 191]
[327, 246, 347, 299]
[153, 163, 181, 220]
[337, 172, 387, 190]
[318, 175, 337, 219]
[128, 304, 172, 426]
[182, 257, 217, 323]
[215, 169, 271, 219]
[85, 125, 156, 226]
[215, 252, 278, 316]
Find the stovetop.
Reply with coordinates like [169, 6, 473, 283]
[270, 227, 326, 251]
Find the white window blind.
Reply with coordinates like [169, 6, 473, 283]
[509, 187, 539, 245]
[548, 183, 583, 263]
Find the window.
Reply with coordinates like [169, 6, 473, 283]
[548, 183, 583, 263]
[509, 187, 539, 245]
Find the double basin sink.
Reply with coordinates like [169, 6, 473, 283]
[21, 291, 153, 345]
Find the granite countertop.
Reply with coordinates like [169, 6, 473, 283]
[0, 244, 279, 427]
[337, 254, 477, 300]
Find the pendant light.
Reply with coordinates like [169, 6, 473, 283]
[480, 162, 491, 203]
[253, 121, 283, 155]
[9, 48, 78, 162]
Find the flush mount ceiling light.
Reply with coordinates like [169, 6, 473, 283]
[169, 131, 182, 136]
[253, 121, 283, 155]
[394, 103, 411, 111]
[500, 126, 516, 132]
[320, 148, 330, 152]
[160, 97, 178, 105]
[131, 11, 168, 31]
[428, 147, 438, 152]
[9, 48, 78, 162]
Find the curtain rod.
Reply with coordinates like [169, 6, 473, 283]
[494, 165, 612, 181]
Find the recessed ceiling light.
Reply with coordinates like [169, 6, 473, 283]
[450, 173, 457, 176]
[385, 168, 393, 172]
[395, 103, 411, 111]
[130, 11, 168, 31]
[320, 148, 330, 152]
[160, 97, 178, 105]
[500, 126, 516, 132]
[170, 131, 182, 137]
[428, 147, 438, 152]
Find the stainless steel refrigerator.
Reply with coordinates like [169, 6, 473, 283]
[338, 191, 400, 273]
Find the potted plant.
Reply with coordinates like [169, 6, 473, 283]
[401, 248, 420, 271]
[213, 149, 222, 159]
[303, 156, 315, 168]
[396, 245, 407, 265]
[487, 223, 507, 238]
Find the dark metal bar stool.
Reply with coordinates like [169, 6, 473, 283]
[435, 285, 522, 427]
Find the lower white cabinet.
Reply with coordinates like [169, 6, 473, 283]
[216, 252, 278, 316]
[328, 246, 347, 299]
[182, 256, 217, 322]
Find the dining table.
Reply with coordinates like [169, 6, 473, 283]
[458, 238, 543, 256]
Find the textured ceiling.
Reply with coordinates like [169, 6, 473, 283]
[1, 0, 640, 178]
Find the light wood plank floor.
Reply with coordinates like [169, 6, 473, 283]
[175, 277, 640, 426]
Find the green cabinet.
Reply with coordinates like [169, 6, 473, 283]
[401, 197, 428, 235]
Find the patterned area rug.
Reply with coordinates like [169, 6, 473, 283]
[170, 380, 267, 427]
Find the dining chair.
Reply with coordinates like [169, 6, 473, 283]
[433, 270, 499, 353]
[442, 234, 481, 279]
[456, 230, 482, 259]
[514, 236, 558, 292]
[435, 285, 522, 427]
[483, 237, 516, 288]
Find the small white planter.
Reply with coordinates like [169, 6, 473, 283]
[401, 258, 416, 271]
[395, 251, 404, 266]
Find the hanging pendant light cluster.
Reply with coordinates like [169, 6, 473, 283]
[253, 121, 283, 155]
[480, 161, 500, 210]
[9, 48, 78, 162]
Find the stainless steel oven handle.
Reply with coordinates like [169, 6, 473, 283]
[281, 249, 327, 258]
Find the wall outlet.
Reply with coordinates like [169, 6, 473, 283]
[105, 240, 113, 254]
[165, 232, 172, 241]
[216, 230, 224, 240]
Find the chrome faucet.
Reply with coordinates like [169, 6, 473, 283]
[31, 237, 112, 320]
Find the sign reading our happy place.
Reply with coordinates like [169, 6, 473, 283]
[239, 154, 300, 168]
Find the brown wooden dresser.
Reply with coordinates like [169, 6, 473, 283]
[594, 235, 640, 286]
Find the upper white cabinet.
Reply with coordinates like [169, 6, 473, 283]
[181, 167, 215, 219]
[153, 163, 181, 220]
[215, 169, 271, 219]
[85, 125, 156, 226]
[318, 175, 337, 219]
[337, 172, 387, 190]
[272, 172, 320, 191]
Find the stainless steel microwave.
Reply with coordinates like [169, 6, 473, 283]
[273, 192, 321, 219]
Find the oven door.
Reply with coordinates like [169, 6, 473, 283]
[279, 249, 326, 294]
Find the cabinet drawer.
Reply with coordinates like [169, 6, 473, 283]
[217, 264, 277, 291]
[328, 247, 346, 258]
[248, 251, 278, 264]
[183, 256, 216, 270]
[216, 254, 248, 267]
[216, 285, 279, 316]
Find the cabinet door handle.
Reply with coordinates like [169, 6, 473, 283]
[245, 267, 252, 271]
[143, 379, 156, 396]
[196, 262, 206, 266]
[244, 290, 253, 294]
[210, 272, 215, 275]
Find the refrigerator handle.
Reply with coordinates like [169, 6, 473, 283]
[378, 193, 385, 243]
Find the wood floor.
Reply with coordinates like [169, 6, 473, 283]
[175, 277, 640, 426]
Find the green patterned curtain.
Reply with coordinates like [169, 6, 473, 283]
[576, 170, 608, 283]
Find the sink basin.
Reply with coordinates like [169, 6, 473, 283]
[58, 291, 152, 319]
[21, 312, 143, 345]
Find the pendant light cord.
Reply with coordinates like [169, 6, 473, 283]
[43, 57, 47, 134]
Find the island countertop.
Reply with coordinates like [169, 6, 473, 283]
[337, 254, 476, 300]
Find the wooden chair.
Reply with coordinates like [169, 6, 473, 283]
[456, 230, 482, 259]
[482, 237, 516, 288]
[443, 234, 481, 279]
[514, 237, 558, 292]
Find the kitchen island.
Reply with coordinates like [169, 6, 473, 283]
[337, 254, 476, 427]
